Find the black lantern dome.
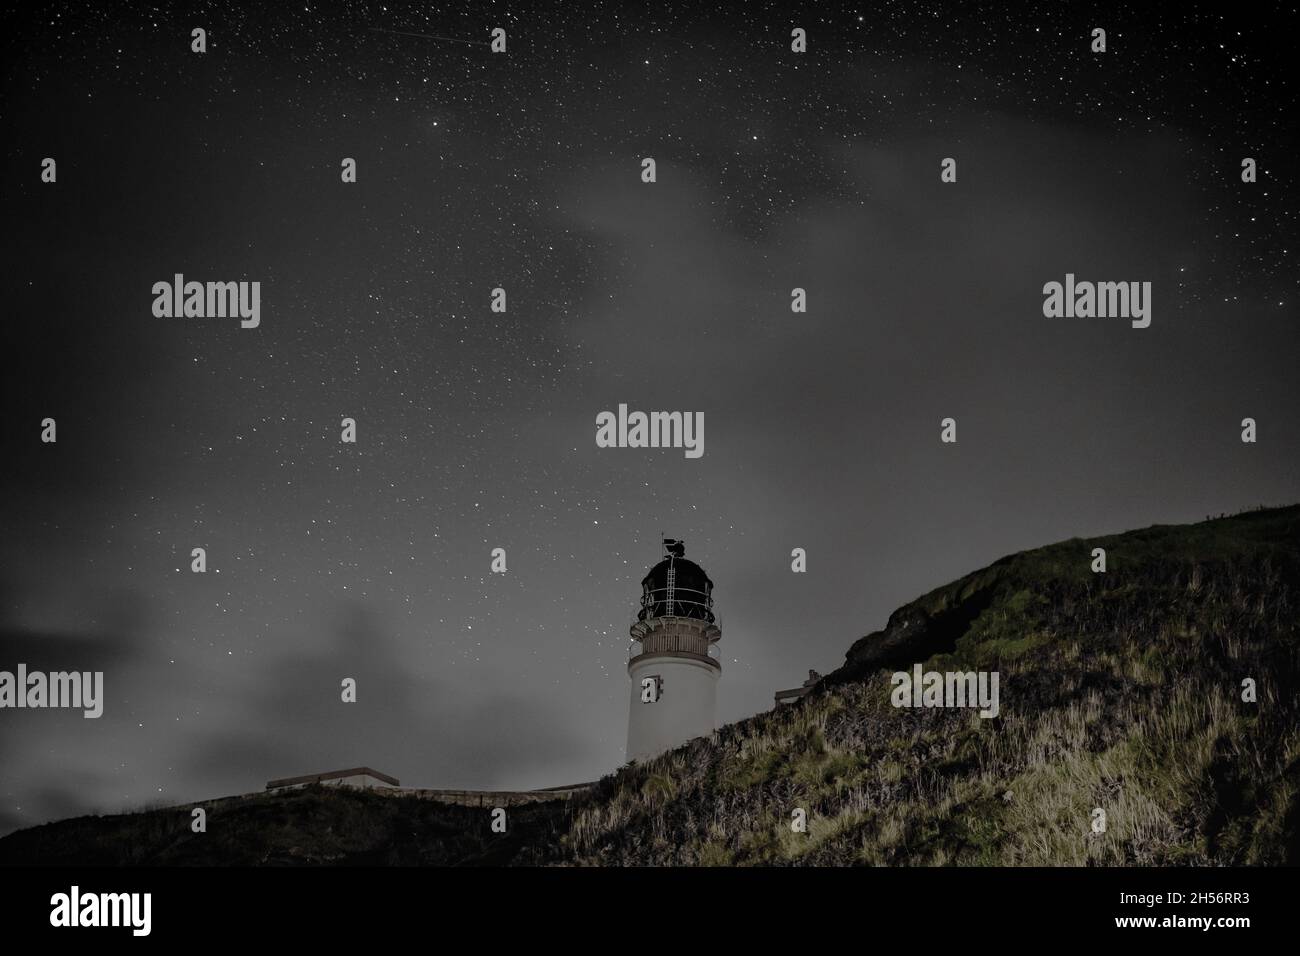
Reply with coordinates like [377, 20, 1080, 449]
[636, 539, 715, 623]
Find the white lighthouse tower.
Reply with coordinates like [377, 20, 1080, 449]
[626, 538, 721, 763]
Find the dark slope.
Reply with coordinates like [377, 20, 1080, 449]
[0, 787, 570, 866]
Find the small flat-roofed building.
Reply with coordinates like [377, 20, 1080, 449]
[266, 767, 400, 792]
[774, 670, 821, 708]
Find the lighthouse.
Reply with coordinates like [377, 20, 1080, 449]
[626, 539, 721, 763]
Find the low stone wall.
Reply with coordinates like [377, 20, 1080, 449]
[379, 786, 591, 807]
[167, 782, 595, 813]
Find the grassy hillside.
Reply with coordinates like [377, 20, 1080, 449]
[556, 506, 1300, 865]
[4, 506, 1298, 866]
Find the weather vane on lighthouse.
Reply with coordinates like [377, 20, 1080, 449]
[626, 538, 722, 763]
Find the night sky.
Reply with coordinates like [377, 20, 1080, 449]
[2, 2, 1297, 835]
